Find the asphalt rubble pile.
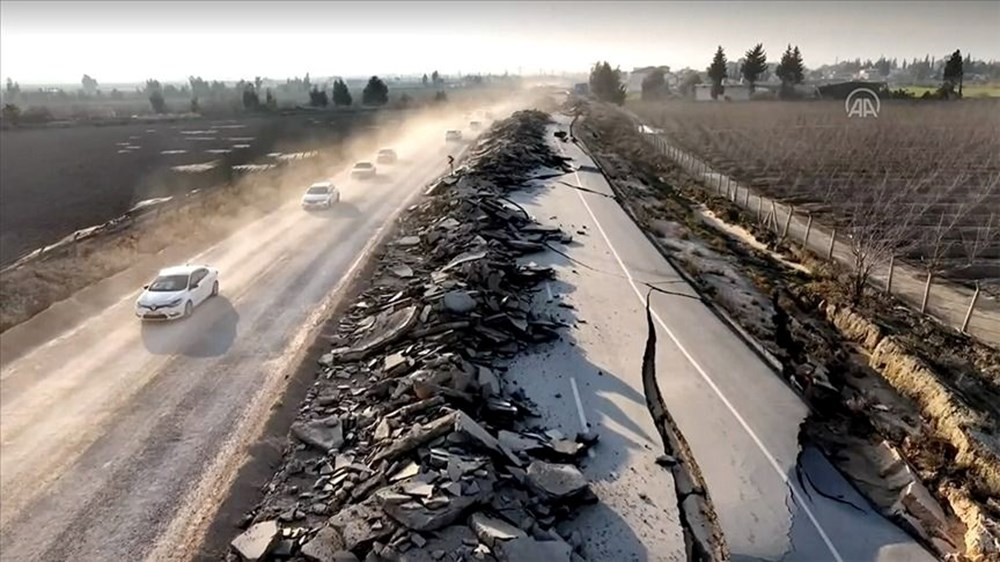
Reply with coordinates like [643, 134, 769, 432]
[230, 110, 603, 562]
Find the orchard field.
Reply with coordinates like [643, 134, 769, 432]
[629, 99, 1000, 285]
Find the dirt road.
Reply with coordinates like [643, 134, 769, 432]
[0, 110, 499, 562]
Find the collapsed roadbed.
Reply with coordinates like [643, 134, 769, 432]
[226, 111, 618, 562]
[572, 99, 1000, 561]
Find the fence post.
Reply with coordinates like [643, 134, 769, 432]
[770, 201, 779, 233]
[744, 186, 750, 207]
[756, 195, 763, 221]
[920, 271, 933, 314]
[886, 255, 895, 294]
[961, 283, 981, 334]
[827, 228, 837, 260]
[781, 205, 794, 239]
[804, 214, 813, 247]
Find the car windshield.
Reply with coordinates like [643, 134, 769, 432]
[148, 274, 189, 292]
[306, 186, 330, 195]
[379, 150, 394, 155]
[355, 163, 372, 169]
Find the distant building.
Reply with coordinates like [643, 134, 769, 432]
[628, 66, 672, 94]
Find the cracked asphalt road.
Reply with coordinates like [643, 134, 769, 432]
[500, 114, 937, 562]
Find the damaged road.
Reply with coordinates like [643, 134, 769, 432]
[494, 113, 937, 562]
[228, 111, 618, 562]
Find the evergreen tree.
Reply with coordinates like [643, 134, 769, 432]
[775, 44, 805, 98]
[942, 49, 964, 98]
[740, 43, 767, 94]
[588, 61, 626, 105]
[707, 46, 727, 100]
[362, 76, 389, 106]
[332, 79, 352, 106]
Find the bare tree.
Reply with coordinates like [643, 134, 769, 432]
[957, 173, 1000, 278]
[913, 172, 991, 310]
[841, 173, 921, 302]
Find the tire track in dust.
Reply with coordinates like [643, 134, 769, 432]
[0, 211, 311, 532]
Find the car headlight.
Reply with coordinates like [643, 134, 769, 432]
[166, 298, 183, 307]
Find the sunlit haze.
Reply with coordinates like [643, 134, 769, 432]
[2, 0, 999, 84]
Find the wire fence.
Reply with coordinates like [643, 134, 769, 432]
[624, 112, 1000, 346]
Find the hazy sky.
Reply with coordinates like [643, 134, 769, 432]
[2, 1, 998, 84]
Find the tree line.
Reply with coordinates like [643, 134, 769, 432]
[1, 69, 461, 120]
[589, 45, 972, 105]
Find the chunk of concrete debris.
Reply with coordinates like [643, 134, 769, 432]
[381, 494, 477, 532]
[372, 411, 460, 464]
[655, 454, 677, 467]
[292, 416, 344, 452]
[230, 520, 278, 561]
[455, 411, 522, 466]
[443, 290, 478, 314]
[391, 265, 414, 278]
[394, 236, 421, 247]
[470, 512, 527, 547]
[495, 536, 572, 562]
[526, 461, 589, 501]
[327, 498, 398, 549]
[300, 526, 346, 562]
[477, 366, 501, 396]
[441, 250, 487, 272]
[402, 480, 435, 498]
[498, 430, 544, 455]
[374, 418, 391, 441]
[396, 526, 478, 562]
[549, 439, 584, 458]
[437, 217, 461, 230]
[334, 306, 419, 362]
[384, 352, 411, 377]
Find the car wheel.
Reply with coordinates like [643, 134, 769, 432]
[211, 280, 219, 297]
[184, 301, 194, 318]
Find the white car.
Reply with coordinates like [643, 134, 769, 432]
[376, 148, 398, 165]
[350, 161, 377, 180]
[301, 181, 340, 210]
[135, 264, 219, 320]
[445, 130, 463, 143]
[469, 121, 482, 131]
